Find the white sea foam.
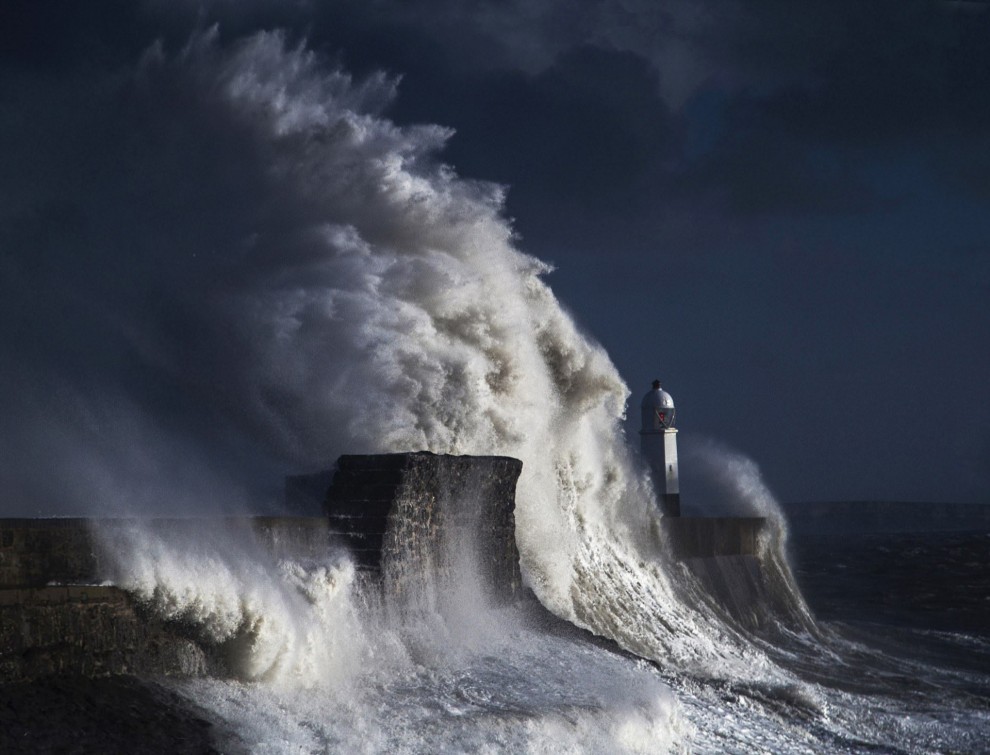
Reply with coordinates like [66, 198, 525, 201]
[96, 509, 687, 753]
[99, 522, 368, 686]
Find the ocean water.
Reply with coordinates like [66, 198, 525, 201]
[791, 531, 990, 637]
[88, 514, 990, 754]
[6, 525, 989, 753]
[4, 29, 989, 752]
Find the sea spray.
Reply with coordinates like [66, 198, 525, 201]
[680, 437, 787, 520]
[96, 487, 685, 752]
[61, 27, 818, 676]
[97, 521, 368, 686]
[73, 25, 818, 746]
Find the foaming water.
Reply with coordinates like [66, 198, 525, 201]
[96, 504, 686, 752]
[98, 522, 367, 686]
[178, 605, 684, 754]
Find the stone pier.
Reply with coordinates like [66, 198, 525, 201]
[661, 517, 765, 558]
[299, 452, 523, 601]
[2, 452, 525, 680]
[1, 452, 800, 680]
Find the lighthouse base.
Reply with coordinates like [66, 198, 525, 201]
[660, 492, 681, 517]
[641, 428, 680, 517]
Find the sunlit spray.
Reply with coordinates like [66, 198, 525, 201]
[96, 519, 368, 686]
[49, 28, 812, 674]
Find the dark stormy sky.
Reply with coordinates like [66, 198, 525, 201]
[2, 1, 989, 509]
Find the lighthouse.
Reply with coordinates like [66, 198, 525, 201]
[640, 380, 681, 516]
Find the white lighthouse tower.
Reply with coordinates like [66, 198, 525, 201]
[640, 380, 680, 516]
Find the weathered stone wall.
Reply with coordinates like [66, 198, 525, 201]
[661, 517, 765, 558]
[1, 455, 802, 681]
[0, 517, 330, 589]
[0, 586, 213, 683]
[0, 519, 104, 588]
[324, 453, 523, 602]
[2, 454, 523, 681]
[319, 456, 405, 569]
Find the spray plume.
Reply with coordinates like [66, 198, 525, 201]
[1, 29, 795, 672]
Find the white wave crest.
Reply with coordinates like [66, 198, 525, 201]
[99, 522, 367, 686]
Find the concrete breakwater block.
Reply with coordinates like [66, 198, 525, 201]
[316, 452, 523, 601]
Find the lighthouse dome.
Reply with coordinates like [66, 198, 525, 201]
[640, 381, 675, 431]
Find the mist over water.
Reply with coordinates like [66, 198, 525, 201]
[679, 438, 784, 520]
[5, 28, 989, 752]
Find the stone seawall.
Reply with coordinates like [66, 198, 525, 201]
[2, 454, 798, 682]
[0, 586, 212, 683]
[322, 452, 523, 601]
[0, 518, 103, 588]
[0, 517, 330, 589]
[661, 517, 764, 558]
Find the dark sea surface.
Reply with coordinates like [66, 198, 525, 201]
[788, 529, 990, 693]
[789, 530, 990, 637]
[0, 676, 221, 754]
